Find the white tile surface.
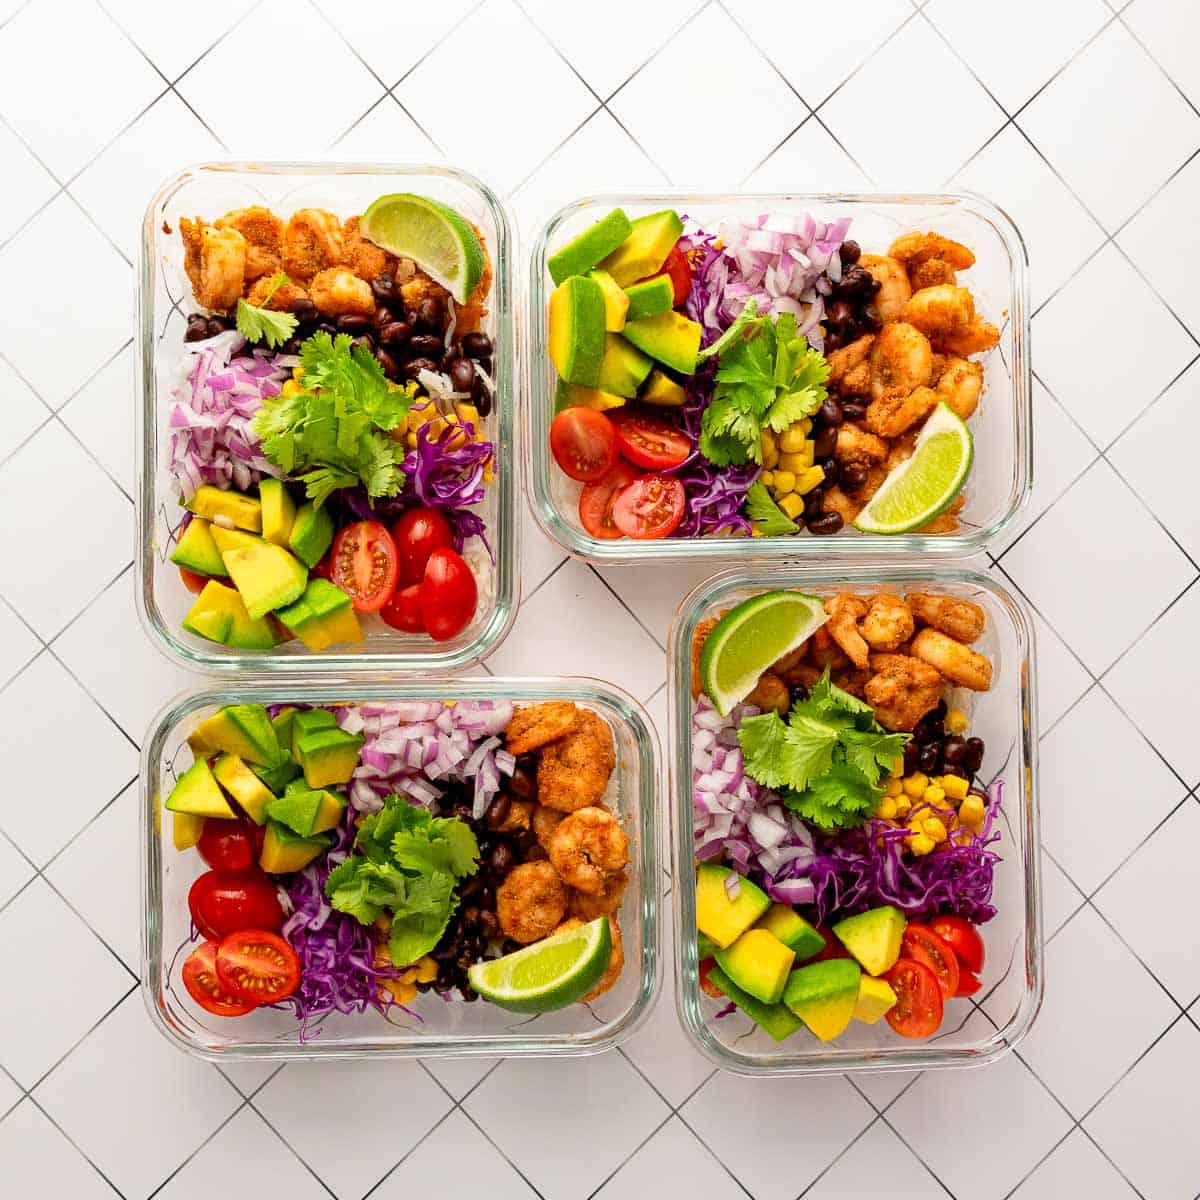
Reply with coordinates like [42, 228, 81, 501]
[597, 1116, 743, 1200]
[1124, 0, 1200, 111]
[743, 117, 872, 193]
[0, 1100, 117, 1198]
[0, 832, 34, 913]
[0, 119, 57, 246]
[57, 348, 135, 500]
[806, 1119, 943, 1200]
[102, 0, 254, 83]
[1013, 1128, 1137, 1200]
[333, 95, 440, 160]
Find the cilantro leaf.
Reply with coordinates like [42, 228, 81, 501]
[780, 715, 840, 791]
[840, 728, 909, 786]
[235, 274, 298, 349]
[783, 763, 878, 832]
[744, 481, 798, 536]
[737, 713, 791, 788]
[697, 299, 761, 361]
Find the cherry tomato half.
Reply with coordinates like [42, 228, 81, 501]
[179, 567, 209, 594]
[813, 925, 852, 962]
[661, 245, 693, 307]
[380, 582, 426, 633]
[884, 958, 944, 1039]
[188, 871, 284, 942]
[955, 969, 983, 998]
[392, 507, 454, 586]
[330, 520, 399, 613]
[608, 407, 691, 471]
[698, 958, 724, 999]
[181, 941, 257, 1017]
[420, 548, 477, 642]
[215, 930, 301, 1005]
[549, 407, 617, 482]
[196, 822, 257, 875]
[612, 474, 685, 539]
[901, 924, 960, 1000]
[930, 914, 985, 975]
[579, 461, 639, 540]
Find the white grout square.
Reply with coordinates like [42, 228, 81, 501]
[1024, 601, 1091, 737]
[1124, 0, 1200, 111]
[57, 347, 135, 500]
[1042, 850, 1086, 940]
[0, 1070, 20, 1119]
[0, 120, 57, 246]
[101, 0, 254, 82]
[848, 1069, 921, 1111]
[596, 559, 723, 649]
[1013, 1128, 1139, 1200]
[742, 118, 872, 194]
[0, 1099, 116, 1198]
[596, 1116, 744, 1200]
[0, 831, 33, 913]
[0, 596, 41, 694]
[0, 357, 49, 468]
[421, 1056, 499, 1102]
[333, 96, 440, 161]
[806, 1120, 944, 1200]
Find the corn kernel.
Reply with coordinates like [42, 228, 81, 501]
[772, 470, 796, 495]
[760, 470, 776, 489]
[923, 816, 948, 843]
[760, 430, 778, 455]
[894, 796, 912, 817]
[903, 773, 928, 797]
[281, 378, 302, 398]
[959, 795, 986, 827]
[877, 796, 898, 820]
[885, 777, 903, 797]
[778, 493, 805, 520]
[762, 442, 780, 469]
[292, 366, 305, 382]
[942, 774, 969, 801]
[923, 785, 946, 807]
[800, 418, 813, 434]
[779, 450, 814, 473]
[384, 978, 418, 1004]
[795, 465, 826, 495]
[405, 432, 418, 450]
[455, 402, 480, 428]
[414, 957, 438, 983]
[907, 833, 936, 856]
[779, 425, 808, 454]
[945, 707, 969, 735]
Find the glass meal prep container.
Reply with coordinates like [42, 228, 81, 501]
[526, 191, 1031, 563]
[667, 565, 1041, 1076]
[136, 162, 518, 673]
[141, 677, 661, 1061]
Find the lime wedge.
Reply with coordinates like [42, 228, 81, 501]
[359, 193, 485, 304]
[467, 917, 611, 1012]
[699, 591, 827, 716]
[853, 402, 973, 535]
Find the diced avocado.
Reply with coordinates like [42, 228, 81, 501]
[548, 275, 607, 386]
[755, 904, 826, 961]
[212, 753, 277, 825]
[853, 975, 898, 1025]
[172, 811, 205, 851]
[275, 579, 362, 651]
[182, 601, 233, 645]
[187, 484, 262, 533]
[251, 756, 301, 794]
[707, 964, 804, 1042]
[623, 274, 674, 322]
[640, 367, 686, 408]
[287, 501, 334, 568]
[548, 208, 632, 285]
[553, 378, 627, 414]
[783, 958, 862, 1042]
[598, 210, 684, 287]
[833, 905, 906, 976]
[222, 542, 307, 620]
[259, 820, 330, 874]
[165, 759, 236, 819]
[259, 479, 297, 548]
[622, 311, 701, 375]
[715, 928, 796, 1004]
[596, 334, 653, 398]
[265, 787, 346, 837]
[586, 269, 629, 331]
[183, 580, 281, 650]
[695, 864, 771, 949]
[697, 931, 720, 960]
[209, 525, 262, 555]
[188, 703, 282, 767]
[297, 727, 364, 788]
[170, 518, 228, 577]
[271, 707, 298, 750]
[289, 708, 338, 759]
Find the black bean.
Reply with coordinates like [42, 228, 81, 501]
[840, 464, 868, 493]
[840, 239, 861, 266]
[409, 333, 444, 358]
[509, 765, 536, 800]
[452, 803, 473, 824]
[485, 792, 511, 831]
[351, 335, 374, 356]
[941, 763, 968, 780]
[288, 297, 318, 321]
[459, 874, 482, 900]
[827, 299, 854, 326]
[416, 297, 443, 331]
[903, 741, 920, 776]
[370, 273, 397, 304]
[374, 346, 399, 379]
[184, 315, 210, 342]
[808, 511, 844, 536]
[380, 320, 412, 347]
[337, 314, 371, 334]
[316, 321, 338, 337]
[461, 985, 479, 1003]
[941, 735, 968, 766]
[478, 886, 494, 909]
[490, 843, 516, 876]
[475, 391, 493, 418]
[789, 683, 809, 706]
[476, 835, 493, 857]
[824, 328, 844, 352]
[296, 320, 319, 341]
[813, 426, 839, 461]
[206, 317, 228, 339]
[478, 909, 499, 937]
[373, 305, 393, 329]
[462, 331, 492, 359]
[819, 457, 839, 487]
[280, 337, 301, 355]
[819, 397, 844, 427]
[446, 357, 476, 393]
[917, 744, 940, 774]
[803, 491, 825, 521]
[432, 944, 456, 962]
[965, 737, 985, 773]
[842, 400, 868, 422]
[915, 721, 943, 747]
[403, 356, 439, 379]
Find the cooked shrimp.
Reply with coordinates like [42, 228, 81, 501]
[341, 214, 394, 280]
[885, 432, 917, 473]
[866, 384, 938, 438]
[911, 628, 992, 691]
[940, 318, 1000, 357]
[180, 218, 246, 312]
[771, 642, 810, 677]
[281, 209, 344, 281]
[215, 206, 282, 282]
[827, 334, 874, 395]
[889, 231, 976, 271]
[935, 356, 984, 419]
[691, 617, 718, 698]
[245, 274, 308, 312]
[496, 861, 566, 944]
[905, 592, 986, 643]
[493, 798, 534, 833]
[532, 804, 565, 852]
[537, 710, 616, 813]
[453, 226, 493, 335]
[308, 267, 375, 318]
[869, 321, 933, 401]
[861, 594, 915, 651]
[909, 258, 959, 289]
[746, 671, 790, 714]
[506, 701, 578, 756]
[860, 254, 912, 322]
[901, 285, 1000, 356]
[584, 915, 624, 1001]
[567, 870, 627, 921]
[400, 273, 448, 314]
[824, 594, 870, 670]
[864, 653, 945, 731]
[547, 806, 629, 895]
[835, 422, 889, 469]
[832, 666, 873, 698]
[810, 624, 850, 671]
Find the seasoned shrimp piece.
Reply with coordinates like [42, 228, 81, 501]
[869, 321, 933, 401]
[308, 267, 375, 318]
[864, 653, 945, 731]
[771, 642, 809, 677]
[180, 218, 246, 312]
[548, 806, 629, 895]
[584, 916, 624, 1001]
[496, 861, 566, 944]
[567, 870, 627, 921]
[885, 432, 917, 473]
[282, 209, 344, 281]
[866, 384, 938, 438]
[832, 667, 872, 698]
[889, 232, 975, 271]
[835, 422, 889, 469]
[532, 804, 565, 853]
[537, 710, 616, 813]
[940, 317, 1000, 356]
[860, 254, 912, 322]
[861, 594, 915, 651]
[783, 662, 823, 690]
[341, 215, 394, 280]
[909, 258, 959, 289]
[690, 617, 718, 698]
[901, 285, 1000, 356]
[916, 493, 964, 534]
[506, 701, 578, 756]
[453, 227, 493, 334]
[911, 628, 993, 691]
[935, 356, 984, 420]
[906, 592, 986, 643]
[746, 671, 789, 714]
[245, 274, 308, 312]
[215, 206, 282, 282]
[810, 624, 850, 671]
[824, 594, 870, 670]
[400, 273, 449, 314]
[493, 798, 534, 833]
[827, 334, 874, 395]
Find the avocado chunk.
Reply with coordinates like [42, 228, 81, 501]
[259, 479, 296, 548]
[251, 755, 301, 794]
[297, 727, 364, 788]
[187, 484, 262, 533]
[222, 542, 307, 620]
[287, 501, 334, 568]
[182, 580, 282, 649]
[212, 753, 277, 825]
[623, 274, 674, 322]
[598, 209, 684, 286]
[170, 518, 228, 577]
[832, 905, 906, 976]
[270, 706, 298, 749]
[289, 708, 338, 758]
[259, 820, 330, 874]
[181, 601, 233, 645]
[783, 959, 862, 1042]
[639, 367, 686, 408]
[275, 579, 362, 651]
[265, 787, 346, 837]
[596, 334, 653, 398]
[853, 974, 898, 1025]
[622, 310, 701, 375]
[209, 525, 262, 555]
[553, 378, 627, 414]
[707, 964, 804, 1042]
[715, 928, 796, 1004]
[548, 208, 632, 285]
[695, 864, 771, 949]
[755, 904, 826, 961]
[165, 759, 236, 819]
[188, 703, 283, 766]
[549, 275, 607, 386]
[172, 811, 205, 851]
[696, 931, 720, 960]
[586, 269, 629, 332]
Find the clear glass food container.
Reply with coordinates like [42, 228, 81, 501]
[137, 163, 517, 673]
[667, 565, 1041, 1075]
[526, 192, 1031, 562]
[141, 677, 661, 1061]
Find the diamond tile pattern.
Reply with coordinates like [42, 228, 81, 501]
[1, 1, 1199, 1194]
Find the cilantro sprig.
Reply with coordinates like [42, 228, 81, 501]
[235, 272, 298, 349]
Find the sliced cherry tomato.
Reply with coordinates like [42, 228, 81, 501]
[380, 582, 426, 633]
[884, 958, 944, 1039]
[612, 473, 685, 539]
[608, 408, 691, 471]
[311, 553, 333, 583]
[930, 914, 985, 974]
[955, 968, 982, 998]
[813, 925, 852, 962]
[181, 941, 257, 1017]
[188, 871, 284, 941]
[549, 407, 617, 482]
[579, 461, 640, 540]
[661, 245, 693, 307]
[901, 924, 960, 1000]
[196, 822, 257, 875]
[698, 958, 724, 999]
[392, 507, 454, 586]
[215, 930, 301, 1005]
[420, 548, 477, 642]
[179, 567, 209, 594]
[330, 520, 399, 613]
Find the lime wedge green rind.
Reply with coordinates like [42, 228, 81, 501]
[359, 193, 485, 304]
[853, 403, 973, 535]
[699, 591, 828, 717]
